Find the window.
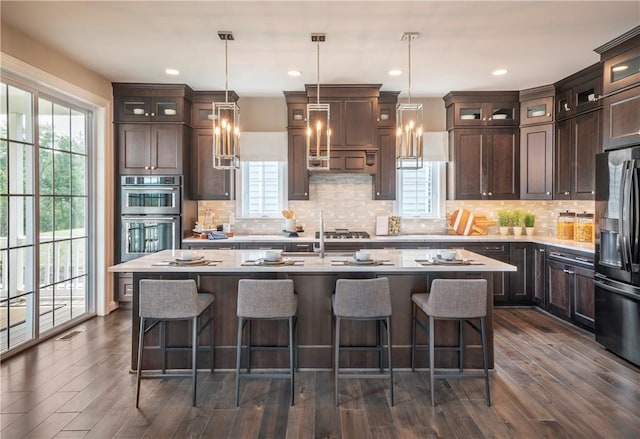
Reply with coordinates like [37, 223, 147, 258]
[0, 78, 92, 354]
[396, 162, 445, 218]
[238, 161, 286, 218]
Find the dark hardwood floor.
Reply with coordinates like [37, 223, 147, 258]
[2, 308, 639, 438]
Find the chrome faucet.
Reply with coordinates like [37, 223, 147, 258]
[318, 209, 325, 259]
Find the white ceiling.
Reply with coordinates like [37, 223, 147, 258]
[2, 1, 639, 98]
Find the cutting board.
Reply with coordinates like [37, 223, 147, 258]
[450, 209, 474, 235]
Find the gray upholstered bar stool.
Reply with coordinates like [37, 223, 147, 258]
[235, 279, 297, 407]
[333, 277, 393, 406]
[411, 278, 490, 406]
[136, 279, 215, 407]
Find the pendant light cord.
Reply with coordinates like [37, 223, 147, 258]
[316, 40, 320, 104]
[224, 38, 229, 103]
[407, 36, 412, 104]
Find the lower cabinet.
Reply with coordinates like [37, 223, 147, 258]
[544, 247, 595, 330]
[118, 273, 133, 309]
[532, 245, 546, 306]
[509, 243, 533, 303]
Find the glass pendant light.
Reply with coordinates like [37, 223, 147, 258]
[396, 32, 423, 170]
[306, 33, 331, 171]
[213, 31, 240, 170]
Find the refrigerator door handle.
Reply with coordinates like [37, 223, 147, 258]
[620, 160, 633, 272]
[594, 278, 640, 301]
[631, 161, 639, 271]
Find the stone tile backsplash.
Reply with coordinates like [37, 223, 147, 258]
[197, 175, 594, 238]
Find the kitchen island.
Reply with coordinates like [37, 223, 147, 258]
[109, 248, 516, 371]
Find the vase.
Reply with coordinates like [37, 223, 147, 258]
[499, 226, 510, 236]
[512, 226, 523, 236]
[525, 227, 535, 236]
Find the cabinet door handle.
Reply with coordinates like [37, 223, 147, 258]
[488, 117, 492, 121]
[482, 117, 487, 121]
[151, 112, 156, 117]
[546, 191, 551, 195]
[575, 256, 591, 263]
[538, 248, 545, 252]
[144, 166, 150, 170]
[563, 269, 571, 274]
[482, 192, 487, 196]
[144, 112, 149, 117]
[564, 191, 570, 195]
[150, 166, 156, 170]
[376, 192, 380, 196]
[304, 192, 308, 196]
[224, 192, 229, 196]
[546, 113, 551, 117]
[488, 192, 492, 196]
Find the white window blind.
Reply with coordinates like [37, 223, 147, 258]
[397, 162, 444, 218]
[239, 161, 286, 218]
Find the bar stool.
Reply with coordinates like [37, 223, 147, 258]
[411, 278, 490, 406]
[333, 277, 393, 406]
[136, 279, 215, 407]
[235, 279, 297, 406]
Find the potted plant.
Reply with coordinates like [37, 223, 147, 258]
[497, 210, 511, 235]
[524, 212, 536, 236]
[511, 210, 524, 236]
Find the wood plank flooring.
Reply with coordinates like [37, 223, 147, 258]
[2, 308, 639, 438]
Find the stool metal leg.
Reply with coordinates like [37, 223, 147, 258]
[210, 304, 215, 373]
[377, 319, 383, 372]
[459, 319, 464, 373]
[334, 316, 341, 406]
[135, 317, 145, 408]
[247, 320, 252, 373]
[235, 317, 243, 407]
[411, 302, 417, 371]
[160, 320, 166, 374]
[481, 317, 491, 406]
[429, 315, 436, 407]
[386, 316, 394, 406]
[289, 316, 295, 406]
[192, 316, 198, 406]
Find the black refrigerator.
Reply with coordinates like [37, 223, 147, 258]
[595, 145, 640, 366]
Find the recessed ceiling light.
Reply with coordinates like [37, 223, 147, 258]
[288, 70, 302, 77]
[612, 65, 628, 72]
[388, 69, 402, 76]
[492, 68, 508, 76]
[165, 68, 180, 76]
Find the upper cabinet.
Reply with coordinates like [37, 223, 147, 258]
[554, 63, 602, 121]
[113, 83, 192, 124]
[444, 91, 520, 128]
[445, 92, 520, 200]
[189, 91, 239, 199]
[596, 26, 640, 151]
[520, 85, 555, 126]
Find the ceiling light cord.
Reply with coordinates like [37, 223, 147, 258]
[407, 35, 412, 104]
[316, 40, 320, 105]
[224, 38, 229, 103]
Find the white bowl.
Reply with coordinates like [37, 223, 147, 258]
[355, 251, 371, 261]
[530, 110, 545, 117]
[492, 114, 507, 120]
[180, 251, 195, 261]
[132, 108, 145, 115]
[460, 114, 476, 120]
[264, 250, 283, 262]
[164, 108, 177, 115]
[439, 250, 456, 261]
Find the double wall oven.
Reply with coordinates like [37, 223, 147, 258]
[120, 176, 182, 261]
[595, 146, 640, 366]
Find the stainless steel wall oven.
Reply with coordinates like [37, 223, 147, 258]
[120, 176, 182, 261]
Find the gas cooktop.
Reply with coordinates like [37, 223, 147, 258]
[315, 230, 371, 239]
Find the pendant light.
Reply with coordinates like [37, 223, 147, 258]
[213, 31, 240, 170]
[306, 33, 331, 171]
[396, 32, 423, 170]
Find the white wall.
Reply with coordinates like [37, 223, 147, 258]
[1, 23, 116, 316]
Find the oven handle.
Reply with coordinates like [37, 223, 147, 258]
[121, 186, 178, 191]
[122, 216, 179, 221]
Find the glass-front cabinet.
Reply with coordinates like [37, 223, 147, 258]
[603, 43, 640, 95]
[520, 96, 553, 125]
[451, 101, 519, 127]
[115, 95, 184, 123]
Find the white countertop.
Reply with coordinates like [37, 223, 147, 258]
[183, 234, 595, 253]
[108, 249, 517, 274]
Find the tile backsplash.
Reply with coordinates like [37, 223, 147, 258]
[197, 174, 594, 238]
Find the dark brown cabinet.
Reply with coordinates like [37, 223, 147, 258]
[600, 30, 640, 96]
[545, 247, 595, 330]
[113, 83, 191, 124]
[602, 85, 640, 150]
[374, 128, 396, 200]
[520, 124, 553, 199]
[118, 123, 187, 175]
[189, 91, 238, 199]
[520, 96, 554, 126]
[288, 129, 309, 200]
[532, 245, 546, 306]
[444, 91, 520, 129]
[509, 243, 533, 303]
[554, 109, 601, 200]
[555, 64, 602, 121]
[191, 129, 232, 199]
[450, 128, 519, 200]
